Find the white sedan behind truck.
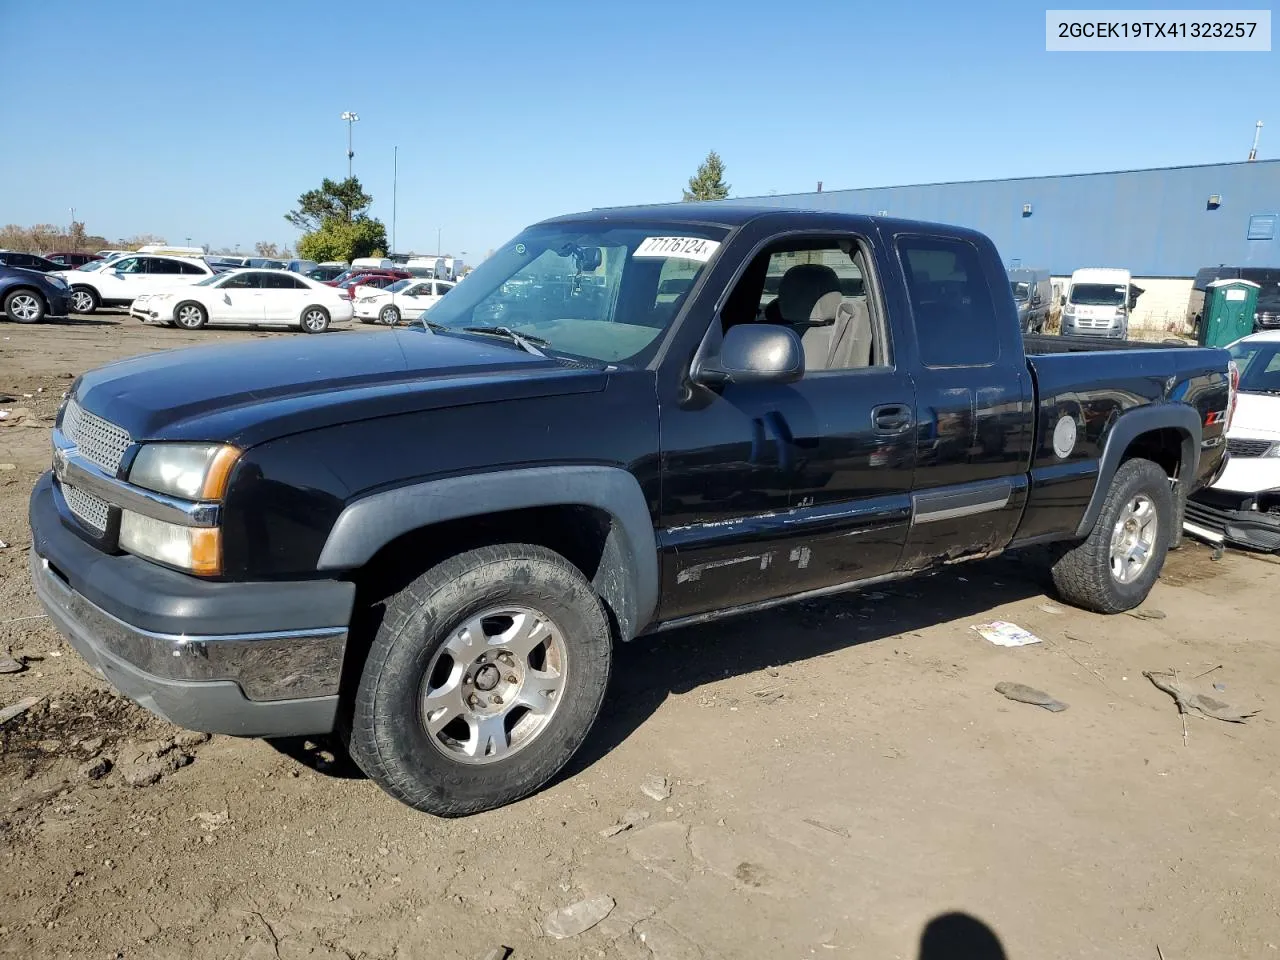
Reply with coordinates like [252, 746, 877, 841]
[353, 278, 454, 325]
[131, 269, 354, 333]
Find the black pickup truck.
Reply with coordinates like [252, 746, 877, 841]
[29, 206, 1235, 816]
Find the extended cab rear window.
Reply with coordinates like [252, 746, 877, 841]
[897, 236, 999, 368]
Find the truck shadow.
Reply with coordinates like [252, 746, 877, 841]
[268, 552, 1054, 785]
[564, 553, 1053, 780]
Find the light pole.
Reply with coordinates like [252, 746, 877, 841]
[437, 226, 442, 255]
[341, 111, 360, 178]
[392, 146, 398, 255]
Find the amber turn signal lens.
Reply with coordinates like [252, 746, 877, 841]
[200, 446, 241, 500]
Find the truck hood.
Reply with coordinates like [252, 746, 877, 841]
[72, 329, 606, 446]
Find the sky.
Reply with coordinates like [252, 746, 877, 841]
[1, 0, 1276, 259]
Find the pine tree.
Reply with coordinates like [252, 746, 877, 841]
[682, 151, 731, 202]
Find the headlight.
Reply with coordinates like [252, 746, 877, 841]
[1264, 443, 1280, 458]
[46, 276, 67, 289]
[128, 442, 240, 500]
[119, 511, 221, 575]
[358, 296, 377, 303]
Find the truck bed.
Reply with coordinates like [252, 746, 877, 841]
[1023, 333, 1193, 354]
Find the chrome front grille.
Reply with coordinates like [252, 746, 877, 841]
[62, 482, 110, 533]
[62, 399, 132, 475]
[1227, 437, 1274, 458]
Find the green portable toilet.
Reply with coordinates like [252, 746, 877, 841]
[1200, 278, 1259, 347]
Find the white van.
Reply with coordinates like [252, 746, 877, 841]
[136, 244, 206, 257]
[351, 257, 396, 272]
[405, 256, 445, 279]
[1061, 267, 1138, 339]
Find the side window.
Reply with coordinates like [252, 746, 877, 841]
[719, 237, 884, 372]
[262, 273, 303, 289]
[148, 258, 183, 275]
[112, 257, 143, 274]
[222, 273, 259, 289]
[897, 236, 999, 368]
[178, 261, 207, 275]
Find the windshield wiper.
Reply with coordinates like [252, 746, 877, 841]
[411, 317, 449, 333]
[460, 325, 549, 357]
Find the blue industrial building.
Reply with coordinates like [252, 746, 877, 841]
[646, 160, 1280, 278]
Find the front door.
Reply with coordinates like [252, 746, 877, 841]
[658, 234, 916, 622]
[216, 272, 266, 323]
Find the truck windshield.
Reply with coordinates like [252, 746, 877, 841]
[1070, 283, 1125, 306]
[421, 222, 728, 364]
[1229, 340, 1280, 394]
[1010, 282, 1030, 300]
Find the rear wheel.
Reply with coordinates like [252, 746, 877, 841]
[301, 306, 330, 333]
[4, 289, 45, 324]
[174, 302, 207, 330]
[1051, 457, 1173, 613]
[347, 544, 612, 816]
[69, 286, 98, 315]
[379, 304, 401, 326]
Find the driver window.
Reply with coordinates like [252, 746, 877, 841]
[113, 257, 142, 274]
[222, 273, 257, 289]
[720, 238, 886, 372]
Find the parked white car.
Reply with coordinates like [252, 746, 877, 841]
[61, 254, 214, 314]
[129, 269, 353, 333]
[353, 278, 454, 324]
[1185, 330, 1280, 552]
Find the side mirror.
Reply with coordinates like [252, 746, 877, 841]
[1059, 295, 1067, 307]
[693, 324, 804, 385]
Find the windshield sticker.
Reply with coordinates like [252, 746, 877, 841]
[633, 237, 720, 262]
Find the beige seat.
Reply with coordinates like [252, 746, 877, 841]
[766, 264, 844, 370]
[826, 297, 874, 368]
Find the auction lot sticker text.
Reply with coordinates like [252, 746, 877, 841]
[1046, 10, 1271, 50]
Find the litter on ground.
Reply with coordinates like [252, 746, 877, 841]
[972, 621, 1043, 647]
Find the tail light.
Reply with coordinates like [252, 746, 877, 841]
[1226, 359, 1240, 432]
[338, 289, 352, 300]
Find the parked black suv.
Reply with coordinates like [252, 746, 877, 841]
[0, 250, 64, 273]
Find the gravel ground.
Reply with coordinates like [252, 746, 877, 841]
[2, 314, 1279, 959]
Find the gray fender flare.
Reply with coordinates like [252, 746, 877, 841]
[1075, 404, 1202, 538]
[316, 466, 658, 640]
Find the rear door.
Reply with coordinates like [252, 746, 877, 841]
[890, 233, 1034, 569]
[259, 272, 308, 323]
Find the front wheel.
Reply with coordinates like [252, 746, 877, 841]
[69, 286, 98, 315]
[300, 306, 330, 333]
[4, 289, 46, 324]
[1051, 457, 1173, 613]
[174, 302, 207, 330]
[347, 544, 612, 816]
[379, 304, 401, 326]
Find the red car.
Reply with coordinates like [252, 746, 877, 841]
[324, 268, 411, 289]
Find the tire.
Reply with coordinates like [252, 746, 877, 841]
[1051, 458, 1173, 613]
[300, 306, 330, 333]
[347, 544, 612, 817]
[174, 301, 207, 330]
[4, 288, 46, 324]
[69, 286, 98, 315]
[379, 304, 400, 326]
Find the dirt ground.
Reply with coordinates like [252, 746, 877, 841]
[2, 314, 1279, 960]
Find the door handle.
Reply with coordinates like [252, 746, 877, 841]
[872, 403, 913, 434]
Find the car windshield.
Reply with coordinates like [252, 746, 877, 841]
[1229, 340, 1280, 394]
[385, 279, 412, 293]
[1010, 281, 1030, 300]
[1070, 283, 1125, 306]
[420, 222, 727, 364]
